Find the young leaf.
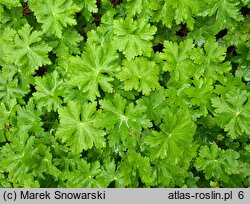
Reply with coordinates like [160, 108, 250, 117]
[185, 77, 215, 117]
[0, 99, 19, 130]
[0, 0, 20, 9]
[150, 0, 201, 29]
[119, 150, 152, 187]
[17, 99, 43, 134]
[125, 0, 152, 17]
[0, 133, 54, 187]
[137, 89, 168, 125]
[191, 39, 231, 80]
[0, 26, 16, 63]
[48, 28, 83, 57]
[0, 74, 26, 102]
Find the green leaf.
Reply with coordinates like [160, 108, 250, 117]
[137, 89, 168, 125]
[33, 71, 63, 112]
[151, 159, 190, 187]
[48, 28, 83, 57]
[185, 77, 215, 117]
[150, 0, 201, 29]
[211, 89, 250, 139]
[68, 42, 120, 101]
[112, 18, 157, 60]
[56, 101, 106, 153]
[98, 159, 125, 187]
[195, 143, 240, 182]
[75, 0, 98, 21]
[0, 0, 20, 9]
[145, 108, 196, 161]
[161, 39, 195, 83]
[119, 150, 152, 187]
[17, 99, 43, 135]
[100, 94, 152, 149]
[198, 0, 244, 30]
[63, 160, 105, 187]
[191, 39, 231, 80]
[125, 0, 151, 17]
[4, 24, 52, 72]
[117, 57, 161, 95]
[0, 99, 19, 130]
[0, 99, 19, 142]
[0, 73, 27, 102]
[1, 62, 33, 91]
[0, 6, 28, 30]
[234, 41, 250, 82]
[30, 0, 80, 38]
[0, 26, 16, 63]
[0, 133, 54, 187]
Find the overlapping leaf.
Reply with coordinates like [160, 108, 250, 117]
[145, 108, 196, 162]
[150, 0, 201, 29]
[33, 71, 63, 112]
[112, 18, 157, 60]
[4, 24, 52, 72]
[68, 42, 120, 101]
[30, 0, 80, 38]
[195, 143, 240, 182]
[56, 101, 106, 153]
[99, 94, 152, 149]
[117, 57, 161, 95]
[211, 89, 250, 139]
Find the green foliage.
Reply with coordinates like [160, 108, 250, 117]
[0, 0, 249, 188]
[198, 0, 243, 31]
[112, 18, 157, 60]
[4, 24, 52, 73]
[99, 94, 152, 149]
[117, 57, 161, 95]
[150, 0, 201, 29]
[68, 42, 120, 101]
[195, 144, 240, 183]
[33, 71, 63, 112]
[56, 101, 106, 154]
[211, 89, 250, 139]
[29, 0, 80, 38]
[145, 108, 196, 161]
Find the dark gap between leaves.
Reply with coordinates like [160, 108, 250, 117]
[29, 84, 36, 93]
[215, 29, 228, 41]
[176, 24, 189, 37]
[153, 43, 164, 53]
[22, 2, 32, 16]
[23, 84, 36, 103]
[34, 66, 48, 77]
[111, 0, 123, 6]
[96, 0, 101, 8]
[226, 45, 238, 57]
[240, 6, 250, 16]
[93, 13, 101, 27]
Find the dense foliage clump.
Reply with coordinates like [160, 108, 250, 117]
[0, 0, 249, 187]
